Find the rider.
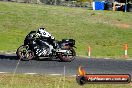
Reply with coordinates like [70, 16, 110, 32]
[35, 27, 56, 56]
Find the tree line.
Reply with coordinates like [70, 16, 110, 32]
[0, 0, 93, 7]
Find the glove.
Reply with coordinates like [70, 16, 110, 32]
[36, 33, 40, 37]
[51, 36, 55, 40]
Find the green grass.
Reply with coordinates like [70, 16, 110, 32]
[0, 1, 132, 58]
[0, 74, 132, 88]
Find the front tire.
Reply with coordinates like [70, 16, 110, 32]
[16, 45, 34, 61]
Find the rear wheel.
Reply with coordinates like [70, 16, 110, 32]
[16, 45, 34, 61]
[58, 47, 76, 62]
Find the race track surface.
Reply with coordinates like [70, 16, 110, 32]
[0, 54, 132, 76]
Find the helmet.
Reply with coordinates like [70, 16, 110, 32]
[37, 28, 46, 34]
[37, 27, 52, 38]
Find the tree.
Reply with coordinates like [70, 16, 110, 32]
[36, 0, 41, 4]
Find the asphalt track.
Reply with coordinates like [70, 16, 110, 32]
[0, 54, 132, 76]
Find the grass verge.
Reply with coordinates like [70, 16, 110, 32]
[0, 1, 132, 58]
[0, 74, 132, 88]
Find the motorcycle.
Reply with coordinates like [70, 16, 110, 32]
[16, 31, 76, 62]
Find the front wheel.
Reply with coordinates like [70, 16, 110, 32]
[16, 45, 34, 61]
[58, 47, 76, 62]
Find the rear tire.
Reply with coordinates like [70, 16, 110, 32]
[58, 47, 76, 62]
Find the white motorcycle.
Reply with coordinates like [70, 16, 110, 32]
[16, 31, 76, 62]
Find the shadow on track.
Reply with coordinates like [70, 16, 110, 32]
[0, 54, 60, 62]
[0, 54, 18, 60]
[36, 58, 60, 62]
